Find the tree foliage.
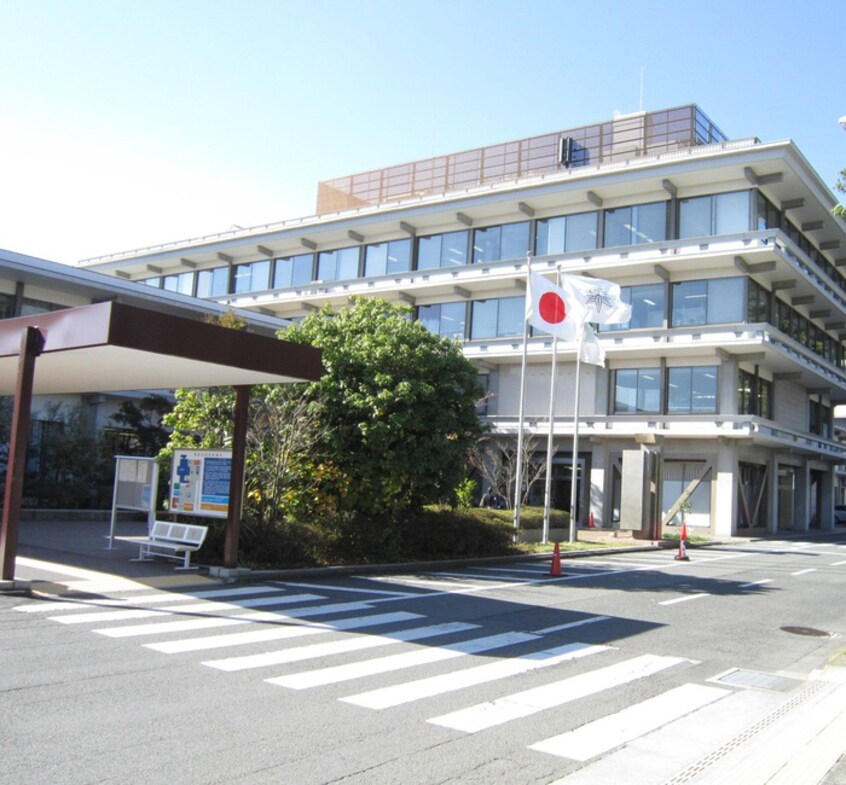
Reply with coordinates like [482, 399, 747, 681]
[834, 167, 846, 218]
[162, 298, 486, 545]
[279, 298, 486, 519]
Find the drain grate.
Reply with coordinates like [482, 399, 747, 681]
[712, 668, 801, 692]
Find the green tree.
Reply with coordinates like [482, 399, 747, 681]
[280, 298, 486, 520]
[834, 167, 846, 218]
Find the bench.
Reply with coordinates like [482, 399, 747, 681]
[134, 521, 208, 570]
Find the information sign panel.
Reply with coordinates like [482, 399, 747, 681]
[169, 449, 232, 518]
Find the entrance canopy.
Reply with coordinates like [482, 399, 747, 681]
[0, 300, 322, 394]
[0, 300, 322, 581]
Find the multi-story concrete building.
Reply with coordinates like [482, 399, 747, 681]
[79, 105, 846, 538]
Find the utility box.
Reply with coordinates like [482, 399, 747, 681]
[621, 446, 663, 539]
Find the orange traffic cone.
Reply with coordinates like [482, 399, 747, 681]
[588, 511, 595, 529]
[549, 542, 562, 576]
[674, 520, 690, 561]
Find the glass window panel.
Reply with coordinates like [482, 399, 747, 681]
[692, 367, 718, 412]
[706, 277, 744, 323]
[0, 292, 14, 318]
[418, 304, 441, 336]
[633, 201, 666, 244]
[197, 266, 230, 297]
[614, 369, 638, 413]
[667, 368, 693, 413]
[417, 235, 442, 270]
[471, 299, 498, 339]
[274, 254, 313, 288]
[497, 296, 524, 337]
[364, 243, 388, 276]
[535, 216, 566, 255]
[499, 221, 530, 260]
[337, 246, 360, 280]
[632, 283, 665, 328]
[473, 225, 501, 263]
[565, 211, 598, 252]
[142, 277, 161, 288]
[638, 369, 661, 412]
[714, 191, 750, 234]
[234, 261, 269, 293]
[672, 280, 707, 326]
[679, 196, 711, 238]
[604, 206, 632, 247]
[386, 239, 411, 274]
[441, 231, 468, 266]
[439, 301, 467, 340]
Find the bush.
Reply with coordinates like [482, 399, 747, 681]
[196, 505, 521, 569]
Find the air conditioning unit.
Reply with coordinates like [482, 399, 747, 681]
[559, 136, 574, 167]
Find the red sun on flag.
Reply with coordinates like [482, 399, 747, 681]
[538, 291, 566, 324]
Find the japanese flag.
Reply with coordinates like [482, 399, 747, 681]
[559, 273, 632, 325]
[526, 272, 585, 341]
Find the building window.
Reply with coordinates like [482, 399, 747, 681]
[738, 369, 772, 418]
[747, 279, 771, 323]
[667, 366, 718, 413]
[603, 201, 667, 247]
[274, 254, 314, 288]
[535, 211, 598, 255]
[317, 246, 360, 282]
[613, 368, 661, 413]
[364, 239, 412, 277]
[473, 221, 530, 263]
[756, 191, 782, 231]
[417, 230, 469, 269]
[232, 260, 270, 294]
[606, 283, 665, 331]
[418, 301, 467, 340]
[140, 277, 161, 288]
[162, 271, 196, 296]
[679, 190, 751, 238]
[0, 292, 14, 319]
[671, 277, 744, 327]
[471, 296, 524, 339]
[196, 266, 230, 298]
[20, 298, 64, 316]
[810, 399, 831, 439]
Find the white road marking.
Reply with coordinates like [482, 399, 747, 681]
[267, 630, 539, 690]
[428, 654, 691, 733]
[142, 602, 379, 652]
[203, 620, 477, 672]
[791, 569, 817, 576]
[738, 579, 773, 588]
[530, 683, 729, 760]
[48, 593, 324, 624]
[659, 593, 709, 606]
[342, 642, 611, 710]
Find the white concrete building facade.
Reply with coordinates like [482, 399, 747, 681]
[78, 105, 846, 538]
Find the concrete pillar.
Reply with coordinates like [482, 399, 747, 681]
[713, 438, 736, 538]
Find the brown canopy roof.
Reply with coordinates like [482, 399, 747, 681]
[0, 301, 322, 394]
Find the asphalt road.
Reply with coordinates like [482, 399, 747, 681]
[3, 534, 846, 785]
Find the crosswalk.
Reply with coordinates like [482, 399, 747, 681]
[12, 551, 845, 781]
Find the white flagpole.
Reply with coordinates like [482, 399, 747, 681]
[541, 269, 560, 545]
[568, 320, 585, 544]
[513, 255, 533, 537]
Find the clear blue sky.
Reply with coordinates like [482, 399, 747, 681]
[1, 0, 844, 264]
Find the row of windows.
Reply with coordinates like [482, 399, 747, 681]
[143, 187, 836, 299]
[0, 292, 67, 318]
[614, 366, 718, 414]
[415, 276, 843, 370]
[613, 365, 831, 434]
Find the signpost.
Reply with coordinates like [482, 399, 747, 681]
[108, 456, 158, 549]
